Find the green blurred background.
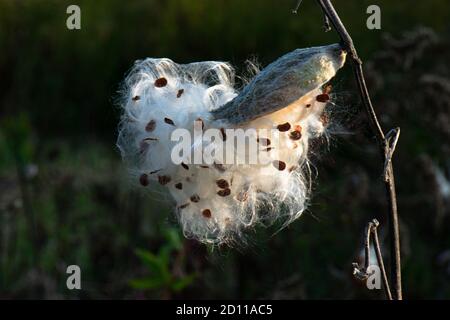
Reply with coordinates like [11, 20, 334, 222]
[1, 0, 449, 299]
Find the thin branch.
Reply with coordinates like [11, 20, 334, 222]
[315, 0, 402, 299]
[371, 219, 393, 300]
[352, 219, 392, 299]
[383, 127, 401, 182]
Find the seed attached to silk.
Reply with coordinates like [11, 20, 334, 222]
[216, 179, 229, 189]
[158, 175, 171, 185]
[196, 118, 204, 130]
[132, 95, 140, 101]
[273, 160, 286, 171]
[181, 162, 189, 170]
[236, 191, 248, 202]
[145, 119, 156, 132]
[289, 130, 302, 140]
[277, 122, 291, 132]
[154, 77, 168, 87]
[164, 117, 175, 126]
[190, 194, 200, 202]
[139, 174, 149, 186]
[175, 182, 183, 190]
[220, 128, 227, 141]
[257, 137, 271, 146]
[214, 163, 226, 172]
[320, 113, 329, 126]
[202, 209, 212, 218]
[178, 203, 190, 210]
[217, 188, 231, 197]
[316, 93, 330, 103]
[177, 89, 184, 98]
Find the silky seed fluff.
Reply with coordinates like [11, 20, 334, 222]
[117, 44, 346, 244]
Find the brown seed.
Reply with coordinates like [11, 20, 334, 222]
[195, 118, 204, 130]
[316, 93, 330, 103]
[158, 175, 171, 185]
[273, 160, 286, 171]
[202, 209, 212, 218]
[154, 77, 168, 87]
[176, 89, 184, 98]
[288, 165, 298, 172]
[190, 194, 200, 203]
[323, 84, 332, 94]
[175, 182, 183, 190]
[289, 130, 302, 140]
[132, 95, 140, 101]
[200, 165, 209, 168]
[181, 162, 189, 170]
[145, 119, 156, 132]
[164, 117, 175, 126]
[150, 169, 161, 174]
[139, 174, 149, 186]
[178, 203, 190, 210]
[306, 104, 311, 108]
[236, 191, 248, 202]
[217, 188, 231, 197]
[216, 179, 229, 189]
[143, 137, 158, 141]
[263, 147, 273, 152]
[277, 122, 291, 132]
[213, 162, 226, 172]
[320, 113, 329, 126]
[257, 137, 271, 146]
[220, 128, 227, 141]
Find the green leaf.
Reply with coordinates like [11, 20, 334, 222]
[129, 277, 165, 290]
[135, 248, 171, 282]
[171, 273, 197, 292]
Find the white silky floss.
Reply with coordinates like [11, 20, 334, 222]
[117, 44, 346, 244]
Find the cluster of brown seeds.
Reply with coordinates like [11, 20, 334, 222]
[216, 179, 231, 197]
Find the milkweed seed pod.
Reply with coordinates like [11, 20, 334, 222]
[117, 44, 346, 244]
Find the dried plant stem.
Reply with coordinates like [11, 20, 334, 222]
[353, 219, 392, 300]
[371, 220, 392, 300]
[315, 0, 402, 299]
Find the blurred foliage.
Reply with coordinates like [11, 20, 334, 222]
[1, 0, 450, 299]
[130, 229, 197, 298]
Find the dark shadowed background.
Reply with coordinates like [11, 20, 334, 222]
[1, 0, 449, 299]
